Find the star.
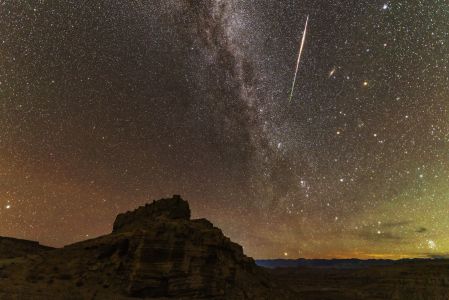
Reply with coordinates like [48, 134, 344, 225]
[427, 240, 437, 250]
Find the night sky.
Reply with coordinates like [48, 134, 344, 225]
[1, 1, 449, 259]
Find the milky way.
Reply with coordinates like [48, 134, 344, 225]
[1, 1, 449, 259]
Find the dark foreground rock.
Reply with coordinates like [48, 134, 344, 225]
[0, 195, 295, 299]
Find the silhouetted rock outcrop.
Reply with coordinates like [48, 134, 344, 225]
[0, 195, 295, 299]
[112, 194, 191, 232]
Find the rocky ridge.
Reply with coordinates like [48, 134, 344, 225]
[0, 237, 53, 259]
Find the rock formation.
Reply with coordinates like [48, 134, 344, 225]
[0, 195, 295, 299]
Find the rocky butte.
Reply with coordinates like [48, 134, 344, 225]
[0, 195, 295, 299]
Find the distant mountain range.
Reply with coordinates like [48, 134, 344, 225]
[256, 258, 433, 269]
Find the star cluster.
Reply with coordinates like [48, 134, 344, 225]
[1, 0, 449, 259]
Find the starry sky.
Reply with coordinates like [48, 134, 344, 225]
[1, 0, 449, 259]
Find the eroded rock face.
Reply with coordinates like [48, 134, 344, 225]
[0, 195, 293, 300]
[124, 219, 257, 298]
[112, 195, 273, 298]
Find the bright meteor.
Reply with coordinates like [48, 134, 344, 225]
[288, 15, 309, 102]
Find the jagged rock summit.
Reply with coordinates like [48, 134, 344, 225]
[113, 194, 191, 232]
[0, 195, 295, 300]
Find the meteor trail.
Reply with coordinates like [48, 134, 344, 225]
[288, 15, 309, 102]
